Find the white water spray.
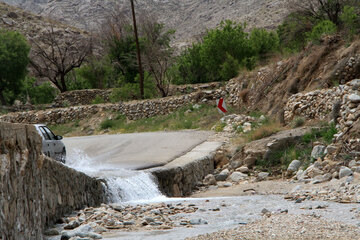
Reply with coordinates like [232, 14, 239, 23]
[66, 149, 165, 203]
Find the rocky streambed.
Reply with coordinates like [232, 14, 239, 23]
[44, 193, 360, 240]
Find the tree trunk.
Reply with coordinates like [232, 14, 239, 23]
[0, 89, 7, 105]
[60, 74, 67, 92]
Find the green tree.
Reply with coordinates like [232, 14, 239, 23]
[340, 5, 360, 39]
[306, 20, 337, 42]
[23, 77, 58, 105]
[76, 57, 115, 89]
[0, 30, 30, 105]
[200, 20, 251, 82]
[141, 15, 176, 97]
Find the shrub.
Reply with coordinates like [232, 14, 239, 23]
[306, 20, 337, 43]
[249, 28, 279, 55]
[100, 119, 115, 130]
[219, 53, 240, 80]
[291, 117, 305, 128]
[22, 77, 58, 105]
[239, 89, 249, 103]
[340, 5, 360, 39]
[246, 121, 282, 142]
[91, 95, 106, 104]
[110, 83, 138, 102]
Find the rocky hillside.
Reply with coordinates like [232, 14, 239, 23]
[1, 0, 288, 46]
[227, 36, 360, 116]
[0, 2, 87, 40]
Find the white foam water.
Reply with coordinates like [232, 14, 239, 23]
[65, 148, 165, 203]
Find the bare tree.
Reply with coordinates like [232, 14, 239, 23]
[288, 0, 350, 25]
[30, 26, 92, 92]
[140, 14, 175, 97]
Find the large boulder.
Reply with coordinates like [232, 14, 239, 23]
[311, 145, 326, 159]
[287, 160, 301, 172]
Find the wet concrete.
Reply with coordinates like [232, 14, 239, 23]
[63, 130, 214, 170]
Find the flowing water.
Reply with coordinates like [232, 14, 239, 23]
[65, 148, 165, 203]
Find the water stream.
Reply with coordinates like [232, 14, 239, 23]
[65, 149, 165, 203]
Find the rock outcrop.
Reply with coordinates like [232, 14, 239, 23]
[230, 127, 311, 168]
[0, 122, 106, 240]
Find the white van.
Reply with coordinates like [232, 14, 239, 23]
[34, 124, 66, 163]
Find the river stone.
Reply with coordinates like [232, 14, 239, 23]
[287, 160, 301, 172]
[236, 166, 249, 173]
[257, 172, 269, 181]
[64, 220, 80, 230]
[311, 145, 326, 159]
[145, 217, 155, 223]
[324, 145, 337, 155]
[203, 174, 216, 186]
[348, 79, 360, 87]
[215, 169, 230, 181]
[229, 172, 247, 182]
[296, 170, 305, 181]
[348, 94, 360, 103]
[349, 160, 357, 168]
[223, 182, 233, 187]
[230, 160, 242, 169]
[339, 167, 353, 179]
[190, 218, 208, 225]
[123, 221, 135, 226]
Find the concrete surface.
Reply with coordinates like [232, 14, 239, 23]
[150, 141, 223, 196]
[63, 131, 214, 170]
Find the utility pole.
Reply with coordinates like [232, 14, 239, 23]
[130, 0, 144, 99]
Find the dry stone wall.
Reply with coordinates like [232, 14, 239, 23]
[52, 82, 223, 108]
[0, 122, 106, 240]
[53, 89, 112, 107]
[0, 90, 225, 124]
[284, 79, 360, 149]
[285, 80, 360, 126]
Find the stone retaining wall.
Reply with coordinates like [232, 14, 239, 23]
[53, 89, 112, 107]
[150, 142, 223, 197]
[0, 122, 106, 240]
[52, 83, 224, 108]
[284, 79, 360, 131]
[0, 90, 224, 124]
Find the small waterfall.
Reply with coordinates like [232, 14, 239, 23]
[66, 149, 165, 203]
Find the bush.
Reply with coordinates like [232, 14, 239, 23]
[219, 53, 240, 80]
[306, 20, 337, 43]
[110, 83, 138, 102]
[249, 28, 279, 55]
[100, 119, 115, 130]
[76, 57, 115, 89]
[291, 117, 305, 128]
[91, 95, 105, 104]
[22, 77, 58, 105]
[175, 20, 279, 84]
[340, 5, 360, 39]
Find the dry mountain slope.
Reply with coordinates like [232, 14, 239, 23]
[2, 0, 288, 46]
[227, 36, 360, 116]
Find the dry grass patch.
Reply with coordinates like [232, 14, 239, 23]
[246, 121, 284, 142]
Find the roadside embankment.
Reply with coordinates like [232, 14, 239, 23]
[150, 141, 223, 197]
[0, 122, 106, 240]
